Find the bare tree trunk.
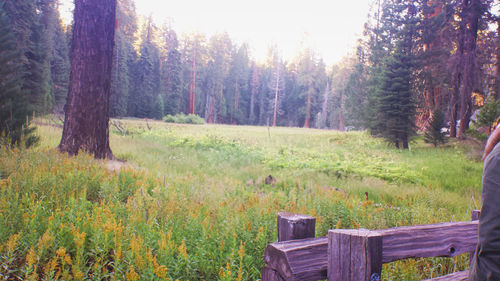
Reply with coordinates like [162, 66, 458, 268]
[319, 82, 330, 129]
[339, 90, 345, 132]
[304, 80, 312, 128]
[59, 0, 116, 159]
[189, 53, 196, 114]
[272, 66, 280, 127]
[249, 65, 259, 124]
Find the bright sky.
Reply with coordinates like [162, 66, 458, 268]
[59, 0, 372, 65]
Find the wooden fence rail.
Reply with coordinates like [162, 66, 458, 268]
[263, 211, 480, 281]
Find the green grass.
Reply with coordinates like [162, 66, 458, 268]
[0, 119, 484, 280]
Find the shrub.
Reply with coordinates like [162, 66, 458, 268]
[424, 109, 447, 147]
[163, 113, 205, 124]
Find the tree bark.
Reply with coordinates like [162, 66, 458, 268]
[59, 0, 116, 159]
[457, 0, 481, 139]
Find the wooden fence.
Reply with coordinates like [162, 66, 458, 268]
[262, 210, 480, 281]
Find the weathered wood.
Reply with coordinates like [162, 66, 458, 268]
[262, 265, 285, 281]
[471, 209, 480, 221]
[277, 212, 316, 242]
[423, 270, 469, 281]
[469, 210, 480, 265]
[381, 221, 478, 263]
[264, 237, 328, 281]
[328, 229, 383, 281]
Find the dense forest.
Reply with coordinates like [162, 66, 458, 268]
[1, 0, 499, 147]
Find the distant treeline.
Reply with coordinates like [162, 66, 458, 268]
[2, 0, 499, 137]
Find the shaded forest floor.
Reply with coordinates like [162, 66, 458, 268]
[0, 117, 484, 280]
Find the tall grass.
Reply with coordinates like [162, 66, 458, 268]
[0, 120, 483, 280]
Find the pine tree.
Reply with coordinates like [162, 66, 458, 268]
[59, 0, 116, 159]
[424, 109, 447, 146]
[0, 2, 38, 147]
[375, 43, 415, 148]
[476, 96, 500, 133]
[162, 27, 183, 116]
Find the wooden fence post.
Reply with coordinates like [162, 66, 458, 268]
[328, 229, 383, 281]
[470, 209, 480, 266]
[263, 213, 317, 281]
[277, 212, 316, 242]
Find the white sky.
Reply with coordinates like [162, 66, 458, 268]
[59, 0, 372, 65]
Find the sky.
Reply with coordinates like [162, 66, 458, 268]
[59, 0, 373, 66]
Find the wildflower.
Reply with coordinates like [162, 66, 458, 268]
[336, 220, 342, 229]
[126, 266, 140, 281]
[73, 268, 84, 280]
[238, 241, 245, 259]
[130, 234, 143, 254]
[178, 239, 188, 259]
[219, 267, 225, 277]
[26, 247, 37, 267]
[73, 231, 86, 248]
[38, 231, 53, 252]
[56, 247, 66, 257]
[154, 265, 168, 278]
[64, 254, 72, 265]
[5, 233, 21, 254]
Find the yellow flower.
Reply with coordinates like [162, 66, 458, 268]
[126, 266, 140, 281]
[154, 265, 168, 279]
[64, 254, 72, 265]
[73, 268, 84, 280]
[26, 247, 37, 267]
[219, 267, 225, 277]
[178, 239, 188, 259]
[56, 247, 66, 257]
[335, 220, 342, 229]
[73, 231, 86, 248]
[238, 241, 245, 259]
[5, 233, 20, 254]
[130, 234, 143, 254]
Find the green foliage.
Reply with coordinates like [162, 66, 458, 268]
[424, 109, 447, 147]
[371, 43, 416, 149]
[0, 121, 482, 280]
[0, 3, 38, 148]
[163, 113, 205, 124]
[476, 96, 500, 133]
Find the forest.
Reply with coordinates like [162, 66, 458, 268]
[0, 0, 499, 280]
[1, 0, 499, 149]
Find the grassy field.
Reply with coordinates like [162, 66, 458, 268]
[0, 118, 484, 280]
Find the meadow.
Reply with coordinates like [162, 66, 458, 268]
[0, 118, 484, 280]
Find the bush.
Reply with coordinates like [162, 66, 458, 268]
[424, 110, 447, 147]
[163, 114, 205, 124]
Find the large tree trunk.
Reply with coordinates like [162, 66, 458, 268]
[457, 0, 481, 139]
[249, 65, 258, 124]
[59, 0, 116, 159]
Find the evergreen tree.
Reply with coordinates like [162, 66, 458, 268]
[0, 2, 38, 147]
[110, 0, 137, 117]
[476, 96, 500, 133]
[424, 109, 447, 146]
[162, 27, 183, 116]
[49, 15, 70, 113]
[374, 43, 415, 148]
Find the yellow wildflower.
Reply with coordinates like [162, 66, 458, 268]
[126, 266, 140, 281]
[26, 247, 37, 267]
[178, 239, 188, 259]
[336, 220, 342, 229]
[5, 233, 20, 254]
[154, 265, 168, 279]
[64, 254, 72, 265]
[219, 267, 225, 277]
[73, 268, 84, 280]
[73, 231, 86, 248]
[56, 247, 66, 257]
[238, 241, 245, 259]
[130, 234, 143, 254]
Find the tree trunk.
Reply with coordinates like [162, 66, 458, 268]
[272, 67, 280, 127]
[59, 0, 116, 159]
[494, 15, 500, 100]
[304, 80, 312, 128]
[339, 90, 345, 131]
[249, 65, 258, 124]
[457, 0, 481, 140]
